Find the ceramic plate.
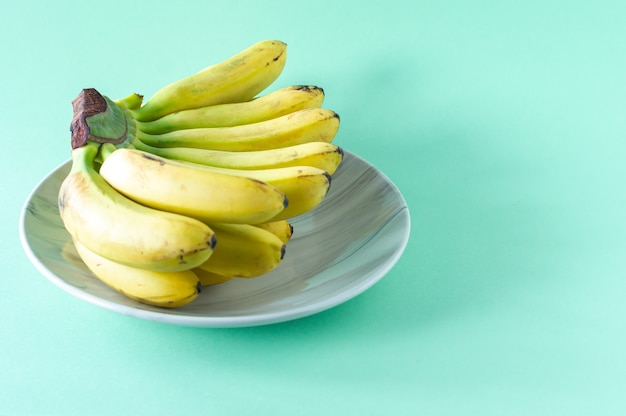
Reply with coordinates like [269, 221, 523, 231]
[19, 151, 410, 327]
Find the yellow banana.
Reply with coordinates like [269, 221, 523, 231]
[135, 108, 340, 151]
[98, 147, 287, 224]
[197, 223, 285, 278]
[255, 220, 293, 244]
[227, 164, 332, 221]
[136, 85, 325, 134]
[132, 139, 344, 174]
[58, 142, 216, 272]
[107, 152, 330, 221]
[131, 40, 287, 122]
[74, 239, 201, 308]
[193, 268, 234, 286]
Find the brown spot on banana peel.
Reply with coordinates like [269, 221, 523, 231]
[141, 152, 166, 166]
[265, 50, 285, 66]
[176, 238, 215, 263]
[272, 51, 284, 62]
[294, 85, 324, 95]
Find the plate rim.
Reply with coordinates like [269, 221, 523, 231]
[19, 150, 411, 328]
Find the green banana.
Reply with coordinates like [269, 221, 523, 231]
[135, 108, 340, 151]
[58, 142, 216, 272]
[98, 147, 288, 224]
[135, 85, 325, 134]
[115, 93, 144, 110]
[197, 223, 285, 278]
[131, 40, 287, 122]
[74, 239, 201, 308]
[131, 139, 344, 174]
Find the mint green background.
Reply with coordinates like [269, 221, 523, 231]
[2, 0, 626, 414]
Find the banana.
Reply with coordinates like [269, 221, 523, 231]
[187, 162, 331, 221]
[135, 108, 340, 152]
[228, 164, 332, 221]
[103, 148, 330, 221]
[255, 220, 293, 244]
[136, 85, 325, 134]
[131, 139, 344, 174]
[193, 268, 234, 286]
[59, 142, 216, 271]
[59, 142, 216, 272]
[131, 40, 287, 122]
[59, 39, 345, 308]
[98, 147, 288, 224]
[115, 93, 144, 110]
[74, 239, 201, 308]
[197, 223, 285, 278]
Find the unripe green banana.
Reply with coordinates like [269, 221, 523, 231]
[132, 139, 344, 174]
[197, 223, 285, 278]
[58, 142, 216, 272]
[98, 147, 288, 224]
[74, 239, 201, 308]
[136, 85, 325, 134]
[131, 40, 287, 122]
[135, 108, 340, 151]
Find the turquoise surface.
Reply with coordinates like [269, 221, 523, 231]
[2, 0, 626, 414]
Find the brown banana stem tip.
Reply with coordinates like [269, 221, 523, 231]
[70, 88, 128, 149]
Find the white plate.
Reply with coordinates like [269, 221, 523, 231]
[19, 151, 410, 327]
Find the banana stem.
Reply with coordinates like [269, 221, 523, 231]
[129, 135, 165, 155]
[114, 93, 144, 110]
[98, 143, 118, 161]
[70, 141, 100, 174]
[70, 88, 130, 150]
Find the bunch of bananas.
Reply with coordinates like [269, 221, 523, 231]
[58, 40, 343, 308]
